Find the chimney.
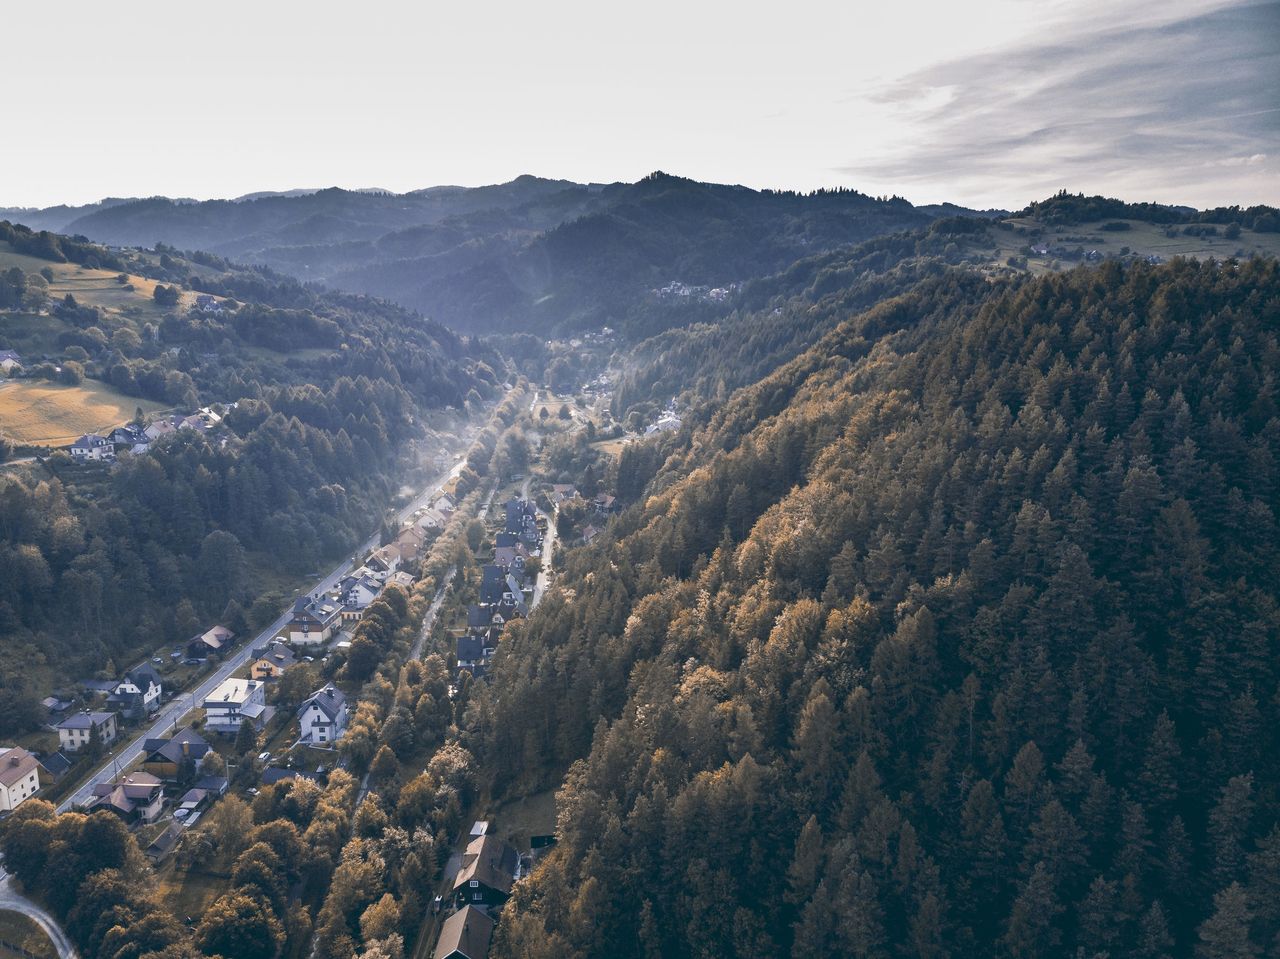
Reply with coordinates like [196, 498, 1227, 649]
[182, 740, 190, 757]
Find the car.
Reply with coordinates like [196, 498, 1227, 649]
[246, 787, 259, 797]
[173, 808, 189, 819]
[257, 751, 271, 763]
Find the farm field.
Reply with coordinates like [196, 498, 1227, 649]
[0, 378, 167, 445]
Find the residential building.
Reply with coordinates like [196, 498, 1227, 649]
[69, 434, 114, 462]
[593, 493, 617, 515]
[0, 350, 22, 374]
[0, 747, 41, 811]
[337, 573, 383, 613]
[203, 678, 269, 734]
[479, 566, 507, 605]
[250, 642, 298, 680]
[56, 711, 118, 752]
[453, 834, 519, 909]
[107, 663, 163, 721]
[287, 595, 342, 646]
[89, 771, 165, 823]
[143, 419, 177, 442]
[364, 545, 401, 581]
[433, 906, 494, 959]
[298, 684, 348, 744]
[141, 727, 211, 781]
[187, 625, 235, 659]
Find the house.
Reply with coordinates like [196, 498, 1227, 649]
[388, 570, 416, 590]
[56, 711, 118, 752]
[644, 411, 683, 435]
[40, 696, 75, 725]
[551, 484, 579, 503]
[193, 774, 228, 796]
[395, 525, 428, 558]
[187, 625, 235, 659]
[89, 771, 165, 823]
[433, 492, 456, 513]
[37, 751, 73, 784]
[466, 604, 493, 634]
[337, 573, 383, 614]
[141, 727, 211, 781]
[174, 786, 213, 818]
[0, 747, 41, 811]
[493, 543, 529, 573]
[415, 507, 447, 529]
[145, 821, 184, 863]
[593, 493, 617, 516]
[261, 766, 324, 788]
[581, 524, 601, 545]
[364, 545, 401, 581]
[203, 678, 269, 734]
[107, 663, 163, 721]
[433, 906, 494, 959]
[456, 634, 489, 677]
[250, 642, 299, 680]
[479, 566, 507, 605]
[298, 684, 348, 744]
[288, 595, 343, 646]
[0, 350, 23, 374]
[143, 419, 177, 442]
[453, 834, 519, 909]
[494, 532, 518, 549]
[69, 434, 114, 462]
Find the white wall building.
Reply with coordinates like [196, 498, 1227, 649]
[0, 747, 41, 811]
[203, 678, 268, 734]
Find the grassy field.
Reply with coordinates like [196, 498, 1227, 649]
[590, 436, 631, 460]
[0, 242, 195, 319]
[0, 910, 56, 959]
[0, 378, 167, 445]
[987, 219, 1280, 275]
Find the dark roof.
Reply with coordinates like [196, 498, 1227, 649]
[261, 766, 324, 787]
[39, 752, 72, 777]
[479, 566, 507, 604]
[126, 663, 163, 688]
[494, 532, 517, 548]
[300, 684, 346, 721]
[143, 727, 211, 766]
[434, 906, 494, 959]
[193, 774, 228, 794]
[58, 710, 115, 729]
[457, 634, 486, 662]
[466, 605, 492, 629]
[146, 822, 184, 859]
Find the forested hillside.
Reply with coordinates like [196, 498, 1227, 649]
[7, 174, 950, 338]
[467, 257, 1280, 957]
[0, 223, 499, 732]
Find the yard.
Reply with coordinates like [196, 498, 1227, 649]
[0, 378, 167, 446]
[487, 788, 557, 850]
[0, 911, 56, 959]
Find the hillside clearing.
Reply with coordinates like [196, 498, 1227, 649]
[0, 378, 167, 445]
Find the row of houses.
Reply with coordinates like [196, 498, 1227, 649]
[432, 824, 526, 959]
[457, 498, 544, 678]
[68, 407, 227, 463]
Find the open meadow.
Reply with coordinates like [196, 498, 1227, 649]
[0, 378, 166, 445]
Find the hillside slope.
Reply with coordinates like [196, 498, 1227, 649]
[471, 256, 1280, 958]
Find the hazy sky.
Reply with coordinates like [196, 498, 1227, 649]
[3, 0, 1276, 210]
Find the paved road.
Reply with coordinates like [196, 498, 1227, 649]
[0, 878, 79, 959]
[520, 476, 558, 609]
[57, 446, 475, 813]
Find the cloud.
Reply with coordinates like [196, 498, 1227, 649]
[841, 0, 1280, 208]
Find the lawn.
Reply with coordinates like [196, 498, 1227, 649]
[0, 910, 56, 959]
[488, 788, 557, 849]
[0, 378, 167, 445]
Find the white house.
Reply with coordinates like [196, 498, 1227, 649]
[56, 711, 119, 752]
[0, 350, 22, 375]
[202, 678, 268, 734]
[0, 747, 41, 811]
[297, 684, 349, 745]
[645, 411, 683, 435]
[107, 663, 163, 720]
[287, 596, 343, 646]
[69, 434, 114, 462]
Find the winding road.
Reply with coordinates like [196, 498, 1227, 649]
[0, 880, 78, 959]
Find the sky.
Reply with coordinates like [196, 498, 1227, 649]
[2, 0, 1276, 210]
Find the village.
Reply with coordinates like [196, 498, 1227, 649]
[0, 369, 641, 959]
